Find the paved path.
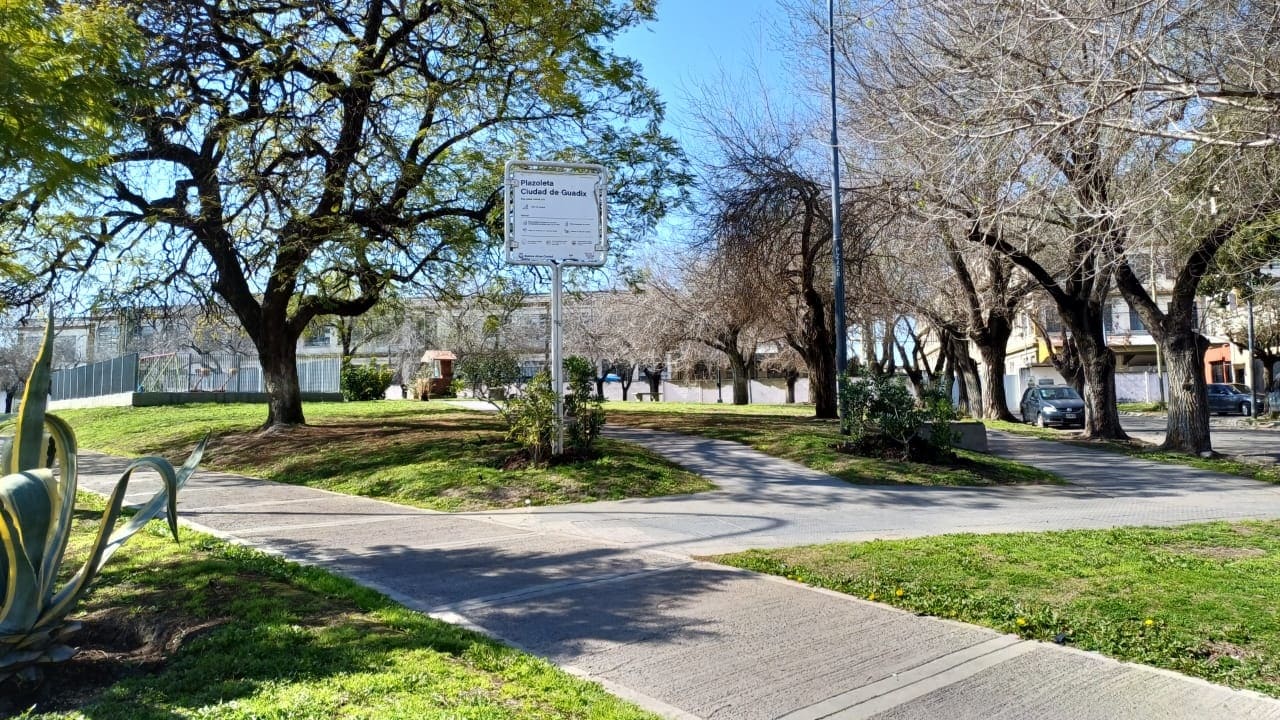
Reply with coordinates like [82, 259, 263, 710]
[76, 428, 1280, 720]
[463, 427, 1280, 555]
[1120, 414, 1280, 464]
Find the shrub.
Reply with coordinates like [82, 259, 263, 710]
[455, 350, 522, 403]
[837, 372, 958, 459]
[563, 355, 604, 454]
[0, 319, 205, 684]
[918, 380, 960, 452]
[339, 359, 394, 401]
[502, 369, 556, 463]
[838, 372, 873, 443]
[500, 356, 604, 463]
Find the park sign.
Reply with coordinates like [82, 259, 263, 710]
[504, 160, 608, 266]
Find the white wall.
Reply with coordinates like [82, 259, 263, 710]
[596, 377, 811, 405]
[1115, 371, 1170, 403]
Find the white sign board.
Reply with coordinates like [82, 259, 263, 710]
[504, 162, 607, 266]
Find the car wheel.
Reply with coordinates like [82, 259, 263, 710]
[1241, 402, 1252, 416]
[1035, 412, 1046, 428]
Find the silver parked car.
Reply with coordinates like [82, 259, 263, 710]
[1020, 385, 1085, 428]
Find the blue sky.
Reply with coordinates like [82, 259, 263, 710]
[609, 1, 800, 257]
[613, 0, 792, 158]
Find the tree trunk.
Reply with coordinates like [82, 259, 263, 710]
[977, 343, 1017, 421]
[808, 348, 837, 419]
[641, 366, 663, 398]
[595, 378, 605, 401]
[785, 372, 797, 404]
[260, 337, 305, 427]
[1074, 334, 1127, 439]
[1162, 330, 1212, 454]
[959, 353, 983, 418]
[953, 359, 972, 417]
[727, 352, 750, 405]
[947, 336, 982, 418]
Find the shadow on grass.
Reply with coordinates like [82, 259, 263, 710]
[606, 411, 1055, 488]
[249, 537, 736, 660]
[54, 536, 738, 720]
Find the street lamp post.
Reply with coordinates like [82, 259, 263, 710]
[1248, 294, 1256, 417]
[828, 0, 849, 423]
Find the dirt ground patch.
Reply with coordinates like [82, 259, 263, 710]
[0, 608, 225, 717]
[209, 414, 496, 469]
[1170, 544, 1270, 561]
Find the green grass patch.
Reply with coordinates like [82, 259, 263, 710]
[716, 521, 1280, 697]
[56, 402, 712, 512]
[1118, 402, 1166, 413]
[983, 419, 1280, 484]
[14, 494, 657, 719]
[606, 405, 1059, 487]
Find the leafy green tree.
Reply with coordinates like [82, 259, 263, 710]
[30, 0, 685, 428]
[0, 0, 143, 199]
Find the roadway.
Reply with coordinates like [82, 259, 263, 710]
[1048, 413, 1280, 464]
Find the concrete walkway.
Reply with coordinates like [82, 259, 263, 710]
[76, 429, 1280, 720]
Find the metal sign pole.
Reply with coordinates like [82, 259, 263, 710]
[503, 159, 607, 457]
[551, 262, 564, 455]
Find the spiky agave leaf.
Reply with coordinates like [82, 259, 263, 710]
[0, 471, 52, 636]
[0, 310, 208, 681]
[8, 315, 54, 475]
[37, 437, 206, 631]
[35, 415, 75, 602]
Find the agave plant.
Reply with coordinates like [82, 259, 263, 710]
[0, 318, 206, 683]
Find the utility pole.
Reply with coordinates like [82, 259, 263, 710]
[1248, 294, 1256, 417]
[1151, 250, 1165, 404]
[828, 0, 849, 429]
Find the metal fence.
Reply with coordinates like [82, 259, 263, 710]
[50, 354, 140, 401]
[46, 352, 343, 400]
[138, 352, 341, 394]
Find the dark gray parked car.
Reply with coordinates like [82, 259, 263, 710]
[1207, 383, 1255, 416]
[1019, 385, 1085, 428]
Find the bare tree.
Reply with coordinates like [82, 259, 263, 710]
[563, 287, 681, 401]
[705, 140, 842, 417]
[646, 254, 775, 405]
[821, 0, 1280, 451]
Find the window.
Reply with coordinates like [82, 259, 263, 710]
[1128, 308, 1146, 333]
[519, 360, 544, 380]
[302, 326, 332, 347]
[1042, 312, 1063, 334]
[1102, 306, 1114, 333]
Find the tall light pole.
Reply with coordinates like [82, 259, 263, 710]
[1247, 293, 1256, 417]
[829, 0, 849, 392]
[1151, 249, 1165, 404]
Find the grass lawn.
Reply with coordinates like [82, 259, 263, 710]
[604, 402, 1059, 487]
[1117, 401, 1166, 414]
[983, 418, 1280, 485]
[5, 495, 656, 720]
[716, 521, 1280, 697]
[55, 402, 712, 512]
